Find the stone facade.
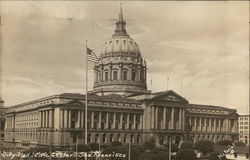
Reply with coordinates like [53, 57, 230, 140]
[4, 5, 239, 148]
[0, 100, 6, 141]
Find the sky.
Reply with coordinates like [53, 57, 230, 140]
[0, 1, 249, 114]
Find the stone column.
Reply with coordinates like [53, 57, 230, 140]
[199, 117, 202, 131]
[155, 106, 158, 129]
[179, 109, 182, 130]
[127, 113, 130, 129]
[213, 118, 216, 132]
[223, 119, 226, 132]
[194, 117, 196, 131]
[91, 111, 94, 129]
[49, 110, 53, 128]
[133, 114, 136, 129]
[139, 114, 143, 129]
[119, 113, 123, 129]
[151, 106, 155, 129]
[234, 120, 237, 133]
[228, 119, 231, 132]
[64, 110, 68, 128]
[163, 107, 166, 129]
[219, 119, 221, 132]
[204, 118, 207, 131]
[68, 110, 71, 128]
[106, 112, 109, 129]
[39, 111, 42, 127]
[182, 109, 185, 130]
[76, 111, 80, 128]
[99, 111, 102, 129]
[44, 111, 47, 128]
[209, 118, 212, 132]
[171, 108, 175, 129]
[47, 110, 50, 128]
[113, 112, 116, 129]
[60, 110, 64, 128]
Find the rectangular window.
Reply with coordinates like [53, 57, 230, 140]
[99, 73, 102, 81]
[113, 70, 118, 80]
[123, 71, 127, 80]
[132, 71, 136, 81]
[105, 72, 108, 81]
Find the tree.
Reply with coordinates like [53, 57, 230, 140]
[208, 152, 227, 160]
[233, 141, 246, 147]
[140, 150, 169, 160]
[132, 145, 145, 153]
[130, 147, 140, 160]
[180, 141, 194, 150]
[164, 143, 179, 152]
[143, 139, 156, 151]
[111, 141, 123, 146]
[77, 144, 91, 152]
[88, 142, 99, 151]
[175, 149, 197, 160]
[195, 140, 214, 155]
[217, 140, 233, 146]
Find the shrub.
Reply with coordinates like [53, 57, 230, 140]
[217, 140, 233, 146]
[111, 141, 123, 146]
[234, 141, 246, 147]
[88, 142, 99, 151]
[132, 145, 145, 153]
[143, 139, 156, 151]
[175, 149, 197, 160]
[208, 152, 227, 160]
[77, 144, 91, 152]
[180, 141, 194, 150]
[140, 150, 169, 160]
[164, 143, 179, 152]
[195, 140, 214, 155]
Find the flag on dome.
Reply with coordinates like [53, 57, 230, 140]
[87, 47, 99, 63]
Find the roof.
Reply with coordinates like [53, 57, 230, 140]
[188, 104, 237, 112]
[8, 92, 140, 109]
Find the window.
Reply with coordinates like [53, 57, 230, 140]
[105, 72, 108, 81]
[123, 71, 127, 80]
[113, 70, 118, 80]
[132, 71, 136, 81]
[99, 73, 102, 81]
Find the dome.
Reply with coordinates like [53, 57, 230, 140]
[102, 36, 141, 54]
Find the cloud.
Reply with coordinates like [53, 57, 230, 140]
[0, 1, 248, 114]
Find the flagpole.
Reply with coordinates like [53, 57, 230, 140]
[169, 136, 171, 160]
[85, 40, 88, 160]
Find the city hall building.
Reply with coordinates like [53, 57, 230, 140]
[4, 6, 238, 148]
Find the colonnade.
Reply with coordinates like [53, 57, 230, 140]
[188, 117, 238, 133]
[39, 109, 54, 128]
[59, 109, 143, 130]
[150, 106, 185, 130]
[5, 115, 15, 129]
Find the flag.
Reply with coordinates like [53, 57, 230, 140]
[87, 47, 99, 63]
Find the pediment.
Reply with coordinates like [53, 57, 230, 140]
[151, 90, 188, 104]
[65, 100, 84, 107]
